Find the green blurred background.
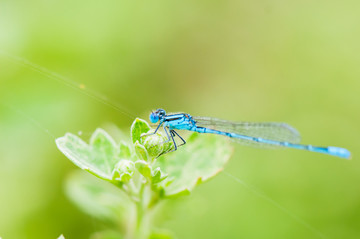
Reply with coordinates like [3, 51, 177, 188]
[1, 0, 359, 238]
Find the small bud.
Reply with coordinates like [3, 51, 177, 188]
[112, 160, 135, 183]
[141, 130, 172, 158]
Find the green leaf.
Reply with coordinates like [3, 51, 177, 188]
[131, 118, 150, 144]
[134, 161, 167, 185]
[66, 170, 132, 224]
[151, 167, 168, 184]
[90, 129, 121, 175]
[154, 133, 233, 197]
[56, 129, 120, 180]
[135, 160, 152, 179]
[119, 141, 131, 159]
[134, 141, 149, 161]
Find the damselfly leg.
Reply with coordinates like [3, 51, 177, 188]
[171, 129, 186, 147]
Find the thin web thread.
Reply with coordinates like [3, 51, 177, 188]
[224, 171, 328, 239]
[0, 50, 136, 120]
[1, 102, 56, 139]
[0, 51, 135, 233]
[1, 102, 101, 233]
[1, 51, 329, 239]
[0, 101, 103, 232]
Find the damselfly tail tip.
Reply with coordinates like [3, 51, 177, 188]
[328, 146, 351, 159]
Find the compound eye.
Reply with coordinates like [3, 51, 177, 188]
[158, 109, 166, 116]
[149, 112, 159, 123]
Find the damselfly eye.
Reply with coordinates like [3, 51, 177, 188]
[157, 109, 166, 116]
[149, 112, 159, 123]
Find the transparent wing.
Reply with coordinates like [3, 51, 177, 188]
[193, 116, 301, 148]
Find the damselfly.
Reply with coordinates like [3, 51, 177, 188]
[145, 109, 351, 159]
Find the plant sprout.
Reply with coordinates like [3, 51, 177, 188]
[56, 118, 232, 239]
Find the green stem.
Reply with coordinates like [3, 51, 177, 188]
[136, 183, 145, 230]
[148, 192, 160, 210]
[132, 180, 147, 239]
[125, 173, 163, 239]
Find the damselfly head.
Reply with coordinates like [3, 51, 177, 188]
[149, 108, 166, 123]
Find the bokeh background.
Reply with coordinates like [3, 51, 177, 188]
[1, 0, 360, 238]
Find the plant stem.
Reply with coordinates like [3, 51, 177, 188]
[133, 180, 147, 239]
[126, 174, 162, 239]
[136, 182, 145, 229]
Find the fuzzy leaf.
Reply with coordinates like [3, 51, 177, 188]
[90, 129, 120, 176]
[131, 118, 150, 144]
[56, 129, 120, 180]
[66, 171, 132, 224]
[135, 160, 152, 179]
[134, 141, 149, 161]
[134, 161, 168, 185]
[119, 141, 131, 159]
[151, 167, 168, 184]
[154, 133, 233, 197]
